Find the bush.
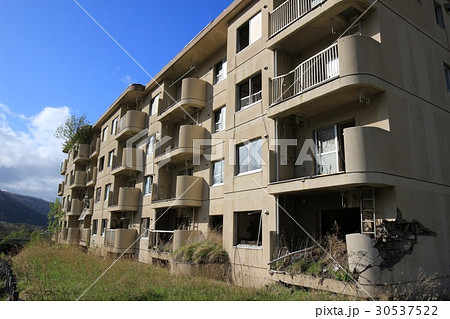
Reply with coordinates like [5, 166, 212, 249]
[173, 232, 229, 264]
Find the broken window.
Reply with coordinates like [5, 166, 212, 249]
[234, 211, 262, 246]
[237, 12, 262, 52]
[101, 219, 107, 236]
[214, 58, 227, 84]
[92, 219, 98, 236]
[315, 125, 339, 174]
[209, 215, 223, 233]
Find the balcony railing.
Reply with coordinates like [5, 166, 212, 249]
[89, 138, 100, 158]
[57, 182, 65, 196]
[86, 167, 97, 186]
[239, 90, 262, 109]
[271, 43, 338, 105]
[69, 171, 87, 188]
[115, 110, 147, 140]
[73, 144, 90, 163]
[269, 0, 326, 36]
[148, 230, 174, 253]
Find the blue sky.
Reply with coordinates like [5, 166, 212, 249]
[0, 0, 232, 201]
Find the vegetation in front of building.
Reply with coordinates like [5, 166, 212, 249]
[54, 114, 91, 152]
[11, 240, 354, 301]
[173, 231, 229, 264]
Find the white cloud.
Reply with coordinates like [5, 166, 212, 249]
[0, 104, 70, 201]
[121, 74, 133, 85]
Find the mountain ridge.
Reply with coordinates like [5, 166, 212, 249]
[0, 189, 50, 226]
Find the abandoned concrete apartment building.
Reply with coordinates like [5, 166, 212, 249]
[56, 0, 450, 295]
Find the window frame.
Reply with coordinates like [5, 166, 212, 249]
[95, 187, 101, 203]
[140, 218, 150, 238]
[150, 95, 159, 116]
[108, 150, 115, 167]
[101, 219, 107, 237]
[104, 184, 111, 202]
[237, 12, 262, 53]
[234, 211, 263, 247]
[102, 126, 108, 142]
[214, 58, 227, 84]
[212, 159, 224, 186]
[434, 1, 445, 29]
[92, 219, 98, 236]
[98, 156, 105, 172]
[111, 117, 118, 135]
[444, 64, 450, 92]
[315, 125, 340, 175]
[144, 175, 153, 195]
[237, 73, 262, 110]
[213, 106, 226, 133]
[236, 139, 263, 175]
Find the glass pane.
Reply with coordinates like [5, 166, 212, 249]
[317, 127, 336, 153]
[317, 153, 338, 174]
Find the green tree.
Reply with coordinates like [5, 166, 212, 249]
[55, 114, 92, 152]
[47, 198, 64, 235]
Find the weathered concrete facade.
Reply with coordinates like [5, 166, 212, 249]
[57, 0, 450, 296]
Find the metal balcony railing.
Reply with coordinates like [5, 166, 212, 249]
[270, 43, 338, 105]
[269, 0, 326, 36]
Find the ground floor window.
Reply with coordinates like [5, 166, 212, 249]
[209, 215, 223, 233]
[101, 219, 107, 236]
[92, 219, 98, 236]
[234, 211, 262, 246]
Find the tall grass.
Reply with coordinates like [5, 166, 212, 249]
[11, 240, 353, 301]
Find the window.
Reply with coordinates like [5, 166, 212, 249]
[140, 218, 150, 237]
[445, 64, 450, 91]
[150, 95, 159, 116]
[214, 59, 227, 84]
[62, 197, 65, 208]
[95, 187, 101, 203]
[435, 2, 445, 29]
[237, 73, 262, 110]
[98, 156, 105, 171]
[104, 184, 111, 201]
[234, 211, 262, 246]
[144, 175, 153, 195]
[237, 12, 262, 52]
[147, 135, 156, 154]
[237, 139, 262, 175]
[214, 106, 226, 132]
[111, 117, 118, 135]
[128, 180, 136, 188]
[212, 159, 224, 185]
[102, 126, 108, 142]
[178, 168, 194, 176]
[101, 219, 107, 236]
[65, 174, 68, 184]
[92, 219, 98, 236]
[315, 126, 339, 175]
[108, 150, 115, 167]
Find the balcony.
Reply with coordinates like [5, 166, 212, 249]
[152, 176, 203, 208]
[148, 230, 202, 253]
[57, 181, 65, 196]
[268, 126, 393, 194]
[158, 78, 207, 122]
[109, 187, 141, 212]
[104, 229, 138, 254]
[86, 167, 97, 187]
[66, 227, 80, 244]
[73, 144, 90, 163]
[78, 198, 94, 221]
[269, 35, 384, 119]
[69, 171, 87, 189]
[115, 110, 147, 141]
[79, 228, 91, 247]
[155, 125, 205, 164]
[112, 148, 144, 175]
[60, 159, 67, 175]
[67, 198, 83, 216]
[89, 138, 100, 159]
[270, 0, 326, 37]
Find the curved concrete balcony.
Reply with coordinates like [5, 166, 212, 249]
[109, 187, 141, 212]
[60, 159, 67, 175]
[73, 144, 90, 163]
[268, 126, 393, 194]
[151, 176, 203, 208]
[155, 125, 205, 164]
[268, 35, 384, 119]
[86, 167, 97, 187]
[89, 138, 101, 159]
[69, 171, 87, 189]
[112, 148, 144, 175]
[105, 229, 137, 254]
[158, 78, 207, 122]
[115, 110, 147, 141]
[79, 228, 91, 247]
[66, 227, 80, 244]
[57, 182, 65, 196]
[67, 198, 83, 216]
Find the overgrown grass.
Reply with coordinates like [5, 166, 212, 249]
[11, 240, 354, 301]
[173, 231, 229, 264]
